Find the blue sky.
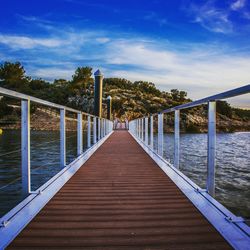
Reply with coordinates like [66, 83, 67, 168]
[0, 0, 250, 107]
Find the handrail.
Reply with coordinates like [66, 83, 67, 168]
[129, 84, 249, 196]
[0, 86, 113, 197]
[160, 84, 250, 114]
[128, 84, 250, 248]
[0, 87, 95, 117]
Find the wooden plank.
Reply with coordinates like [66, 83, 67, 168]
[8, 131, 231, 249]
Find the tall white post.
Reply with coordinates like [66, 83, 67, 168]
[104, 119, 106, 136]
[60, 109, 66, 168]
[98, 118, 101, 140]
[150, 115, 154, 149]
[158, 113, 163, 156]
[93, 117, 97, 144]
[77, 112, 83, 155]
[138, 119, 141, 139]
[137, 119, 139, 137]
[207, 101, 216, 197]
[145, 117, 148, 145]
[21, 99, 31, 196]
[174, 110, 180, 169]
[87, 115, 91, 148]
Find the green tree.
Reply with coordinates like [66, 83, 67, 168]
[217, 101, 232, 118]
[170, 89, 187, 102]
[53, 79, 68, 87]
[0, 62, 29, 91]
[71, 67, 93, 90]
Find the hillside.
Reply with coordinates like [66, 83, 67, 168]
[0, 62, 249, 132]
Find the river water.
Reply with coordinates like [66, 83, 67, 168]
[0, 130, 249, 219]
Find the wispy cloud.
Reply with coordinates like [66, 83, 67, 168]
[106, 39, 250, 89]
[0, 15, 249, 107]
[231, 0, 246, 11]
[0, 34, 64, 49]
[31, 67, 75, 80]
[186, 0, 250, 34]
[188, 2, 233, 34]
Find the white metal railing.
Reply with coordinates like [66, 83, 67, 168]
[129, 84, 250, 197]
[0, 87, 113, 197]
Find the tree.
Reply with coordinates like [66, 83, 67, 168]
[134, 81, 161, 96]
[0, 62, 29, 90]
[179, 91, 187, 102]
[71, 67, 93, 90]
[170, 89, 187, 102]
[217, 101, 232, 118]
[53, 79, 68, 87]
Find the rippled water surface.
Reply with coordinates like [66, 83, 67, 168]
[0, 130, 249, 219]
[162, 132, 250, 218]
[0, 130, 88, 217]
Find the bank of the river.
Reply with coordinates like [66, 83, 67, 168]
[1, 108, 250, 132]
[0, 107, 89, 131]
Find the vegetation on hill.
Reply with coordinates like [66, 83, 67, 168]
[0, 62, 249, 132]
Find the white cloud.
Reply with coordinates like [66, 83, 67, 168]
[189, 2, 233, 34]
[30, 67, 75, 80]
[96, 37, 110, 44]
[0, 34, 64, 49]
[231, 0, 246, 11]
[105, 39, 250, 107]
[0, 20, 249, 107]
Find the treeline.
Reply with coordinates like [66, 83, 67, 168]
[0, 62, 191, 118]
[0, 61, 249, 122]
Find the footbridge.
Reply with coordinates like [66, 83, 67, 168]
[0, 85, 249, 249]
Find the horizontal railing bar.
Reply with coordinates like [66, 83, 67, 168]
[161, 84, 250, 114]
[0, 87, 98, 118]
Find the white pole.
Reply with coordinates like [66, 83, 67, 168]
[207, 101, 216, 197]
[60, 109, 66, 168]
[174, 110, 180, 169]
[77, 113, 83, 155]
[21, 100, 31, 196]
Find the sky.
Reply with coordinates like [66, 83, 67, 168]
[0, 0, 249, 107]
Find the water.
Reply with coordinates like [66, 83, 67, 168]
[0, 130, 88, 217]
[162, 132, 250, 218]
[0, 131, 249, 219]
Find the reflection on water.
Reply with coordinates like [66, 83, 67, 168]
[0, 130, 249, 219]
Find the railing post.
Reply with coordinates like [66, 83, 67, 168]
[136, 120, 138, 136]
[145, 117, 148, 145]
[100, 119, 102, 138]
[102, 119, 104, 137]
[21, 99, 31, 196]
[60, 108, 66, 168]
[136, 120, 138, 137]
[158, 113, 163, 156]
[87, 115, 91, 148]
[174, 110, 180, 169]
[141, 119, 143, 139]
[142, 118, 144, 141]
[101, 119, 103, 138]
[207, 101, 216, 197]
[93, 117, 97, 144]
[77, 112, 83, 155]
[104, 119, 106, 136]
[150, 115, 154, 149]
[98, 118, 101, 140]
[138, 119, 140, 139]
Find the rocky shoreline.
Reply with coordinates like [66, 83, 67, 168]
[0, 105, 249, 133]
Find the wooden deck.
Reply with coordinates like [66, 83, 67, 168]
[8, 131, 231, 249]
